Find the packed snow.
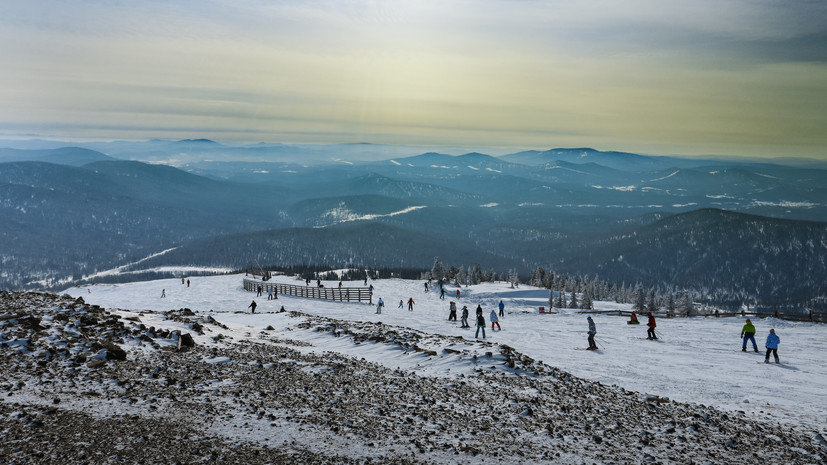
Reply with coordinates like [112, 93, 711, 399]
[67, 273, 827, 434]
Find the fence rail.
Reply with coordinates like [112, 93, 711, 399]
[243, 278, 372, 303]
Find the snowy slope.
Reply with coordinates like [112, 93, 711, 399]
[67, 273, 827, 434]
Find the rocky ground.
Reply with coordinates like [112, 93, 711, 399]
[1, 290, 824, 464]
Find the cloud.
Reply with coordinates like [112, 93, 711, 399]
[0, 0, 826, 158]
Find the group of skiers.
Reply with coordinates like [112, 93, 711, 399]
[587, 313, 781, 362]
[741, 318, 781, 363]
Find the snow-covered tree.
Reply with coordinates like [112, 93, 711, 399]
[646, 289, 658, 313]
[580, 287, 593, 310]
[470, 264, 483, 284]
[568, 291, 579, 309]
[431, 257, 445, 281]
[633, 286, 646, 312]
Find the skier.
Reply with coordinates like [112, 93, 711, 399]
[448, 301, 457, 321]
[161, 289, 165, 298]
[587, 316, 597, 350]
[475, 312, 486, 339]
[461, 305, 470, 328]
[267, 288, 273, 301]
[376, 297, 384, 314]
[741, 319, 759, 352]
[187, 279, 190, 287]
[498, 300, 505, 317]
[646, 312, 657, 340]
[182, 277, 185, 285]
[765, 329, 780, 363]
[398, 299, 403, 309]
[628, 312, 639, 324]
[257, 285, 262, 297]
[456, 289, 461, 299]
[440, 288, 445, 300]
[407, 297, 415, 311]
[475, 304, 483, 318]
[490, 310, 500, 330]
[424, 282, 429, 292]
[248, 300, 257, 314]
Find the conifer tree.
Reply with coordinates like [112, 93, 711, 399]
[569, 291, 579, 309]
[634, 286, 646, 312]
[646, 289, 658, 313]
[431, 257, 445, 281]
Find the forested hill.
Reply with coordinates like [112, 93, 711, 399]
[553, 209, 827, 310]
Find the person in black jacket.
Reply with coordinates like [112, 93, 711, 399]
[248, 300, 257, 314]
[475, 312, 486, 339]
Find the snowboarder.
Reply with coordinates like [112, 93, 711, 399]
[407, 297, 415, 311]
[182, 277, 185, 285]
[440, 288, 445, 300]
[475, 312, 486, 339]
[257, 285, 262, 297]
[267, 288, 273, 300]
[248, 300, 257, 313]
[628, 312, 639, 324]
[424, 282, 429, 292]
[461, 305, 470, 328]
[398, 299, 403, 309]
[456, 289, 461, 299]
[646, 312, 657, 340]
[587, 316, 597, 350]
[498, 300, 504, 317]
[490, 310, 500, 330]
[741, 319, 758, 352]
[376, 297, 384, 314]
[161, 289, 165, 298]
[765, 329, 780, 363]
[448, 301, 457, 321]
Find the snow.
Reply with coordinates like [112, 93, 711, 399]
[66, 273, 827, 433]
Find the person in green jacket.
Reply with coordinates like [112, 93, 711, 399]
[741, 319, 758, 352]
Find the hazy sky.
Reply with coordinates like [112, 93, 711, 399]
[1, 0, 826, 158]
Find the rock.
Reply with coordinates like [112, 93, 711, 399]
[86, 359, 106, 369]
[180, 333, 195, 348]
[101, 342, 127, 361]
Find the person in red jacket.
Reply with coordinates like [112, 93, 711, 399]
[647, 312, 657, 340]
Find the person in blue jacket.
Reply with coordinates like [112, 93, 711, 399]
[764, 328, 780, 363]
[587, 316, 597, 350]
[498, 300, 505, 317]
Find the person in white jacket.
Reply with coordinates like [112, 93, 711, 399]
[490, 310, 501, 330]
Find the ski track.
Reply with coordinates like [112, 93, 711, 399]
[68, 273, 827, 435]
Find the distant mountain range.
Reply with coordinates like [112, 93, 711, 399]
[1, 140, 825, 311]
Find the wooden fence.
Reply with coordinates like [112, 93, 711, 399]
[243, 278, 372, 303]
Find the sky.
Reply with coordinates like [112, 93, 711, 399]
[1, 0, 826, 159]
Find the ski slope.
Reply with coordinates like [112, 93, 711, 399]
[65, 273, 827, 435]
